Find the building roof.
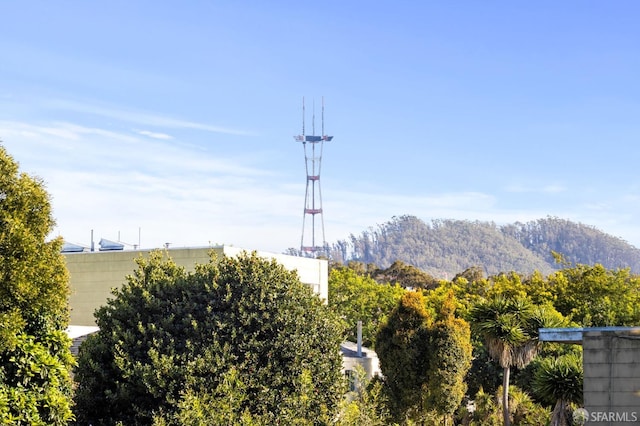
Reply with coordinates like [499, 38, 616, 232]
[539, 326, 640, 344]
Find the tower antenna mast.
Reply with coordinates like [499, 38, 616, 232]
[322, 97, 325, 136]
[312, 99, 315, 136]
[293, 97, 334, 257]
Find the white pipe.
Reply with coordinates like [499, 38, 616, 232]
[357, 321, 363, 357]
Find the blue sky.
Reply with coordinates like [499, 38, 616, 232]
[2, 1, 640, 252]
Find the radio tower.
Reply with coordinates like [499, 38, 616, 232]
[294, 97, 333, 257]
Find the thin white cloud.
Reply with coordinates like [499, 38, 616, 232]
[0, 120, 267, 178]
[582, 202, 611, 212]
[0, 120, 138, 146]
[136, 130, 173, 140]
[44, 99, 255, 136]
[1, 118, 301, 252]
[504, 182, 567, 194]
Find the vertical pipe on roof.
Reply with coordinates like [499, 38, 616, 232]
[357, 321, 363, 357]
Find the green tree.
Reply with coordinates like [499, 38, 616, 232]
[376, 291, 473, 424]
[548, 262, 640, 326]
[486, 272, 529, 300]
[153, 367, 257, 425]
[461, 385, 550, 426]
[452, 266, 485, 284]
[342, 260, 379, 276]
[469, 297, 563, 426]
[74, 251, 346, 425]
[334, 367, 392, 426]
[372, 260, 440, 289]
[532, 353, 583, 426]
[375, 291, 432, 422]
[0, 145, 74, 424]
[425, 292, 473, 424]
[329, 266, 405, 347]
[154, 367, 330, 426]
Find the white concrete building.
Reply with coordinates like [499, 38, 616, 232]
[63, 244, 328, 326]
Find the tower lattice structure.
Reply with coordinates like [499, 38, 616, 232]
[294, 99, 333, 257]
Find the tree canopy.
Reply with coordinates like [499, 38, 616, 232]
[544, 261, 640, 326]
[0, 145, 74, 424]
[503, 217, 640, 271]
[375, 291, 472, 424]
[74, 251, 346, 425]
[371, 260, 440, 289]
[328, 266, 405, 348]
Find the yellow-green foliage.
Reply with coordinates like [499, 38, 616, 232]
[487, 272, 529, 300]
[329, 266, 405, 347]
[546, 263, 640, 326]
[335, 366, 392, 426]
[154, 368, 332, 426]
[425, 292, 473, 419]
[376, 291, 473, 423]
[0, 146, 74, 425]
[461, 386, 550, 426]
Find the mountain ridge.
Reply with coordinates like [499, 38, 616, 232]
[329, 215, 640, 278]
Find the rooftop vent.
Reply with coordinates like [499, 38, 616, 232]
[61, 242, 89, 253]
[98, 238, 125, 251]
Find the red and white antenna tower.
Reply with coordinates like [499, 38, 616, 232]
[294, 97, 333, 257]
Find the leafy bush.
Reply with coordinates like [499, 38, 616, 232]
[74, 251, 346, 425]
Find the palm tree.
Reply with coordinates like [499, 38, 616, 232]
[532, 352, 583, 426]
[470, 297, 564, 426]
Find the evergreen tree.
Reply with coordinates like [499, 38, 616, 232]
[425, 292, 473, 424]
[0, 145, 74, 424]
[376, 291, 473, 424]
[372, 260, 440, 289]
[74, 251, 346, 425]
[375, 291, 431, 422]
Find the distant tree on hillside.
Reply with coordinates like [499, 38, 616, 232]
[342, 260, 379, 276]
[453, 265, 485, 284]
[331, 215, 554, 278]
[371, 260, 440, 289]
[0, 145, 74, 424]
[330, 215, 640, 277]
[501, 216, 640, 271]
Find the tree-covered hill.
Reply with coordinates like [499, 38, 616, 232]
[330, 215, 640, 278]
[501, 217, 640, 271]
